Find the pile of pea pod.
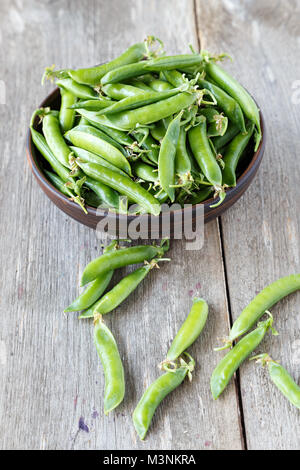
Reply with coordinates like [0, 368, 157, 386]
[30, 36, 261, 215]
[65, 238, 299, 439]
[65, 239, 209, 439]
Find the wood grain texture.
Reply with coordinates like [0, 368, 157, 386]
[0, 0, 242, 450]
[195, 0, 300, 450]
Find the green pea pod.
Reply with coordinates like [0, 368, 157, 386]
[81, 243, 164, 286]
[133, 161, 159, 183]
[150, 120, 167, 141]
[206, 63, 261, 150]
[126, 78, 153, 91]
[77, 92, 198, 131]
[198, 79, 246, 133]
[252, 354, 300, 410]
[59, 88, 76, 132]
[162, 70, 186, 88]
[188, 117, 222, 188]
[132, 130, 159, 164]
[70, 146, 129, 177]
[166, 298, 208, 361]
[30, 125, 71, 182]
[158, 112, 182, 201]
[186, 187, 214, 205]
[64, 125, 132, 175]
[222, 122, 254, 186]
[144, 54, 203, 71]
[68, 42, 149, 85]
[148, 79, 173, 92]
[133, 354, 195, 440]
[102, 83, 146, 100]
[64, 241, 117, 312]
[175, 126, 192, 183]
[43, 113, 73, 168]
[44, 170, 87, 213]
[228, 274, 300, 345]
[79, 260, 158, 319]
[212, 120, 240, 151]
[211, 314, 277, 400]
[101, 62, 148, 85]
[96, 88, 181, 116]
[77, 161, 161, 217]
[69, 97, 113, 111]
[94, 316, 125, 414]
[56, 78, 98, 100]
[84, 176, 120, 209]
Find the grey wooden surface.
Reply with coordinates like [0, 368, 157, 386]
[0, 0, 299, 450]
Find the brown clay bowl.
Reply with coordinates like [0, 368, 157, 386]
[26, 87, 265, 238]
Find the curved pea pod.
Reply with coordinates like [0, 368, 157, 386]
[70, 124, 127, 156]
[69, 97, 114, 111]
[101, 62, 148, 85]
[77, 161, 161, 218]
[68, 41, 149, 85]
[94, 316, 125, 414]
[150, 120, 167, 141]
[133, 354, 195, 440]
[132, 130, 159, 164]
[198, 79, 246, 133]
[79, 260, 160, 319]
[84, 177, 120, 209]
[64, 125, 132, 175]
[96, 88, 181, 115]
[175, 126, 192, 184]
[126, 78, 153, 92]
[186, 186, 214, 205]
[162, 70, 187, 88]
[80, 92, 198, 131]
[133, 162, 159, 183]
[59, 88, 76, 132]
[102, 83, 146, 100]
[188, 117, 223, 189]
[64, 241, 117, 312]
[42, 113, 73, 168]
[70, 146, 129, 177]
[206, 63, 261, 150]
[148, 79, 173, 92]
[211, 314, 277, 400]
[81, 243, 164, 285]
[144, 53, 203, 71]
[222, 122, 254, 186]
[252, 354, 300, 410]
[44, 170, 87, 213]
[30, 125, 71, 182]
[56, 78, 98, 100]
[167, 298, 208, 362]
[212, 120, 240, 151]
[228, 274, 300, 344]
[158, 112, 182, 201]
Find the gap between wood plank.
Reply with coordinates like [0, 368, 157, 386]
[218, 217, 248, 450]
[192, 0, 247, 448]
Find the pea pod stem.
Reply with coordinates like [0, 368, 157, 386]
[76, 160, 161, 217]
[133, 353, 195, 440]
[251, 354, 300, 410]
[223, 274, 300, 347]
[64, 241, 117, 312]
[79, 258, 169, 319]
[211, 313, 278, 399]
[80, 243, 165, 285]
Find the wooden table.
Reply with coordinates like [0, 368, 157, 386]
[0, 0, 299, 450]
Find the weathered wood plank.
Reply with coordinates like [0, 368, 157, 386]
[195, 0, 300, 450]
[0, 0, 242, 450]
